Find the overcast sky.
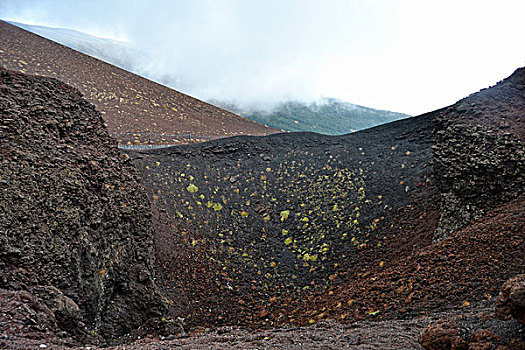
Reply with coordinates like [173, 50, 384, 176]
[2, 0, 525, 115]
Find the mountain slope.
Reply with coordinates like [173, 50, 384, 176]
[218, 98, 410, 134]
[8, 21, 409, 135]
[8, 21, 139, 72]
[0, 20, 278, 139]
[1, 67, 522, 350]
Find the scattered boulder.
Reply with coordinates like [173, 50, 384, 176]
[468, 329, 500, 350]
[496, 274, 525, 324]
[29, 286, 83, 334]
[418, 319, 468, 350]
[419, 322, 505, 350]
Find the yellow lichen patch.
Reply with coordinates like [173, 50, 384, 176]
[280, 210, 290, 222]
[187, 184, 198, 193]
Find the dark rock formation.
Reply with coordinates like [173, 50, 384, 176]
[418, 319, 467, 350]
[0, 69, 167, 341]
[468, 329, 500, 350]
[496, 274, 525, 325]
[419, 321, 503, 350]
[432, 68, 525, 241]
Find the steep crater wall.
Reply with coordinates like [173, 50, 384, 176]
[432, 68, 525, 240]
[0, 69, 167, 341]
[128, 112, 439, 328]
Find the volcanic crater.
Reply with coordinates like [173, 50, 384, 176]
[0, 28, 524, 348]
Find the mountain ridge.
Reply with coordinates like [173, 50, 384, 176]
[215, 97, 410, 134]
[7, 21, 138, 72]
[0, 20, 278, 139]
[7, 21, 410, 135]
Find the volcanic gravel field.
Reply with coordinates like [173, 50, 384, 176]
[130, 112, 439, 328]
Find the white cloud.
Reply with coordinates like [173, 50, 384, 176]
[1, 0, 524, 115]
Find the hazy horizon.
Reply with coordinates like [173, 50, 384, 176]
[1, 0, 524, 115]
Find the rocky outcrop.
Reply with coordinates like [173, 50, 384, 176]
[418, 319, 468, 350]
[468, 329, 501, 350]
[0, 69, 167, 341]
[419, 321, 504, 350]
[432, 123, 524, 241]
[432, 68, 525, 241]
[496, 274, 525, 324]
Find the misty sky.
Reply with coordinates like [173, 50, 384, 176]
[2, 0, 525, 115]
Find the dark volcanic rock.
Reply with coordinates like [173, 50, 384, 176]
[468, 329, 500, 350]
[0, 69, 167, 341]
[432, 68, 525, 241]
[418, 319, 467, 350]
[496, 274, 525, 324]
[419, 322, 504, 350]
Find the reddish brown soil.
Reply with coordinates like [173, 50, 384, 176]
[281, 194, 525, 325]
[452, 70, 525, 141]
[0, 20, 279, 139]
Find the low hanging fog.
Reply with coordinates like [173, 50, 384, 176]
[2, 0, 525, 115]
